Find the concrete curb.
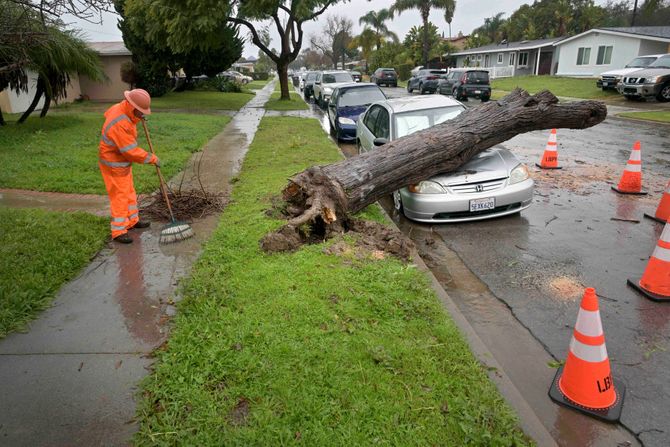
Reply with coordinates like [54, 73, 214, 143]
[377, 206, 557, 446]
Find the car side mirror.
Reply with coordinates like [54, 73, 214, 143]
[328, 102, 336, 108]
[315, 81, 321, 85]
[373, 138, 388, 146]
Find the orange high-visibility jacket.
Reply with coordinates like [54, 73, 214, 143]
[99, 100, 157, 167]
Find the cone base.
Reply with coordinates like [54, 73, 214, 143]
[611, 186, 647, 195]
[627, 278, 670, 302]
[548, 367, 625, 423]
[643, 213, 667, 224]
[535, 163, 562, 170]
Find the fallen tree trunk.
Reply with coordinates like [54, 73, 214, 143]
[262, 89, 607, 251]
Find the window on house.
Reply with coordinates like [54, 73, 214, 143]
[596, 46, 613, 65]
[497, 53, 503, 64]
[576, 47, 591, 65]
[476, 54, 482, 61]
[518, 52, 529, 67]
[509, 53, 516, 66]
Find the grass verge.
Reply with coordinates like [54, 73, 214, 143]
[247, 80, 270, 90]
[492, 75, 620, 100]
[0, 113, 230, 194]
[151, 91, 254, 111]
[617, 110, 670, 123]
[265, 92, 309, 111]
[134, 116, 529, 445]
[0, 208, 108, 337]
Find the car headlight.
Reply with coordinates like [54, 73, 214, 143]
[408, 181, 446, 194]
[647, 75, 661, 84]
[338, 117, 356, 125]
[324, 87, 333, 94]
[509, 164, 530, 184]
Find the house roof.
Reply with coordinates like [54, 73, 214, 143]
[450, 37, 563, 57]
[554, 26, 670, 46]
[87, 41, 131, 56]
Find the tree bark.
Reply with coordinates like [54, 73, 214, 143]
[0, 107, 5, 126]
[275, 89, 606, 233]
[277, 60, 290, 100]
[40, 91, 51, 118]
[17, 76, 45, 124]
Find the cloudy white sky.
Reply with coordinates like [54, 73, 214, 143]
[65, 0, 609, 58]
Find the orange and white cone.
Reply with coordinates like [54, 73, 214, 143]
[536, 128, 561, 169]
[548, 287, 625, 422]
[612, 141, 647, 195]
[628, 221, 670, 302]
[644, 180, 670, 224]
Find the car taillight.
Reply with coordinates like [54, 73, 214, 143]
[427, 75, 437, 80]
[460, 74, 467, 83]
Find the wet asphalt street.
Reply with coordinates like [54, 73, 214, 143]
[307, 84, 670, 446]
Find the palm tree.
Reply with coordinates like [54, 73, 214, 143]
[349, 28, 377, 73]
[18, 28, 105, 123]
[358, 9, 398, 50]
[443, 1, 456, 41]
[390, 0, 456, 66]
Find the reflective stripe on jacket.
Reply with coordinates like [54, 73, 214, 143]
[99, 100, 157, 167]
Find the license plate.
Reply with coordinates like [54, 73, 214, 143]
[474, 90, 481, 94]
[470, 197, 495, 212]
[602, 82, 609, 86]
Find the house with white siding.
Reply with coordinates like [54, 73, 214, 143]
[449, 38, 563, 78]
[554, 26, 670, 77]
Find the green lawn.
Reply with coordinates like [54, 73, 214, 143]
[0, 113, 230, 194]
[492, 75, 620, 100]
[0, 208, 108, 338]
[151, 91, 255, 111]
[246, 79, 270, 90]
[617, 110, 670, 123]
[265, 92, 308, 111]
[133, 116, 529, 446]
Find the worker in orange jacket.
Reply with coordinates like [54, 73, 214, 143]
[99, 89, 160, 244]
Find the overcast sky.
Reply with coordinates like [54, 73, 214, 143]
[65, 0, 609, 58]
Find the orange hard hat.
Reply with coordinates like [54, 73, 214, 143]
[123, 88, 151, 115]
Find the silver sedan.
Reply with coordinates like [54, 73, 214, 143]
[356, 95, 534, 223]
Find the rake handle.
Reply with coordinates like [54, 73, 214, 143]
[141, 119, 176, 222]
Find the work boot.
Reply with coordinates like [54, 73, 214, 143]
[131, 220, 151, 229]
[113, 233, 133, 244]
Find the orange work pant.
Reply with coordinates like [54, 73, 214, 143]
[99, 163, 140, 238]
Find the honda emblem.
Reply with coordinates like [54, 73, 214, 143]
[475, 184, 484, 192]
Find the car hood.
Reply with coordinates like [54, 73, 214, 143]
[322, 81, 354, 89]
[624, 67, 670, 78]
[337, 104, 368, 120]
[601, 67, 645, 77]
[430, 147, 516, 186]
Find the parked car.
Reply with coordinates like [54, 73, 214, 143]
[313, 70, 354, 107]
[349, 70, 362, 82]
[597, 54, 666, 90]
[407, 69, 445, 94]
[410, 66, 424, 76]
[370, 68, 398, 87]
[356, 95, 534, 222]
[437, 69, 491, 101]
[619, 54, 670, 102]
[327, 83, 386, 141]
[303, 71, 320, 100]
[220, 70, 252, 84]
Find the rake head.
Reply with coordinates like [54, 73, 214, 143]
[159, 220, 194, 244]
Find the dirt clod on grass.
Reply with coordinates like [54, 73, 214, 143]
[261, 217, 414, 261]
[139, 189, 225, 222]
[228, 397, 251, 426]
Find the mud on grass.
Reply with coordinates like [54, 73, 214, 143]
[134, 116, 530, 445]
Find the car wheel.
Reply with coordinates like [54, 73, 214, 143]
[318, 95, 324, 108]
[356, 139, 362, 155]
[481, 96, 490, 103]
[419, 83, 425, 94]
[392, 191, 403, 213]
[407, 83, 413, 93]
[393, 83, 397, 88]
[657, 83, 670, 102]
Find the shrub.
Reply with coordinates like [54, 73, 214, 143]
[217, 78, 242, 93]
[252, 72, 269, 80]
[396, 63, 412, 81]
[120, 61, 139, 88]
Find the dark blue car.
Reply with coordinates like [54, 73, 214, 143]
[327, 83, 386, 141]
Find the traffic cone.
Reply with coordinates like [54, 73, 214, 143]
[627, 221, 670, 302]
[548, 287, 625, 422]
[644, 180, 670, 224]
[535, 128, 562, 169]
[611, 141, 647, 195]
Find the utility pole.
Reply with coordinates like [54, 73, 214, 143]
[631, 0, 638, 26]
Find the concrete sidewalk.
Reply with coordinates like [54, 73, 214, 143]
[0, 82, 274, 446]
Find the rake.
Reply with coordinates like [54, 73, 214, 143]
[141, 119, 194, 244]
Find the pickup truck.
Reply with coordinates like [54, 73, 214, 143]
[597, 54, 664, 91]
[618, 54, 670, 102]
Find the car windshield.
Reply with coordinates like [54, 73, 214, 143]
[649, 56, 670, 68]
[382, 70, 396, 75]
[626, 57, 656, 68]
[323, 73, 353, 83]
[338, 87, 386, 107]
[394, 105, 465, 138]
[466, 71, 489, 83]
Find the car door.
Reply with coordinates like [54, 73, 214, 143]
[314, 72, 322, 97]
[445, 71, 458, 90]
[328, 88, 339, 126]
[358, 105, 383, 152]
